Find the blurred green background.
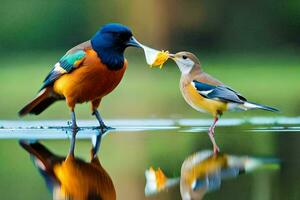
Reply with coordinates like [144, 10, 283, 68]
[0, 0, 299, 119]
[0, 1, 300, 200]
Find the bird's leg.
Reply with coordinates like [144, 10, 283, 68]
[208, 132, 220, 154]
[69, 109, 78, 157]
[70, 109, 78, 131]
[208, 117, 219, 136]
[91, 133, 102, 159]
[66, 99, 78, 131]
[91, 99, 111, 133]
[93, 109, 110, 132]
[208, 116, 220, 154]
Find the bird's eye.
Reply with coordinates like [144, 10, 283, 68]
[182, 55, 187, 60]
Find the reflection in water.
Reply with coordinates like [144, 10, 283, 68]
[145, 150, 279, 200]
[20, 133, 116, 200]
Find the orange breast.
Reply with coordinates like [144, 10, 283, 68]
[54, 156, 116, 200]
[53, 49, 127, 104]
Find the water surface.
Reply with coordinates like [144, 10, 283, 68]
[0, 118, 299, 200]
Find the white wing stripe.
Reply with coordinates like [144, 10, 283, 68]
[53, 63, 67, 73]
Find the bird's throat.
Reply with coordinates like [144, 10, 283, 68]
[96, 49, 125, 70]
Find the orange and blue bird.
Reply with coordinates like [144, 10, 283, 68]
[19, 23, 141, 133]
[20, 134, 116, 200]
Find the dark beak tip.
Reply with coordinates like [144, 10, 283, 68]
[169, 54, 175, 59]
[126, 37, 142, 48]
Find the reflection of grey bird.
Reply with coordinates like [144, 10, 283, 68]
[20, 135, 115, 200]
[145, 150, 279, 200]
[169, 52, 278, 154]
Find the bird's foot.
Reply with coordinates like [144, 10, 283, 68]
[68, 121, 79, 132]
[72, 125, 79, 133]
[97, 124, 113, 134]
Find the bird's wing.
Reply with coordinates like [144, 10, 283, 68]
[193, 72, 224, 86]
[192, 80, 246, 103]
[222, 85, 247, 101]
[40, 41, 91, 90]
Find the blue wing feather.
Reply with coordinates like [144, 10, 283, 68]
[192, 80, 246, 104]
[193, 81, 216, 91]
[42, 70, 62, 90]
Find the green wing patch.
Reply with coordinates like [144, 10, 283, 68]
[41, 50, 86, 90]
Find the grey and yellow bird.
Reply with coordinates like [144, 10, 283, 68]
[145, 150, 279, 200]
[169, 52, 278, 153]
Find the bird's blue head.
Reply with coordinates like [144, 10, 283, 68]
[91, 23, 141, 70]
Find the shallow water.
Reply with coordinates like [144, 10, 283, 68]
[0, 118, 299, 200]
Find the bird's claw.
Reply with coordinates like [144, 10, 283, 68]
[68, 121, 78, 133]
[72, 125, 79, 133]
[97, 124, 112, 133]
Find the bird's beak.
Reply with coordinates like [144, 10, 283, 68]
[169, 53, 176, 60]
[126, 36, 142, 48]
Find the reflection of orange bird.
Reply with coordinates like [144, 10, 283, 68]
[18, 23, 141, 133]
[20, 140, 116, 200]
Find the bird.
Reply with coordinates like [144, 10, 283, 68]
[18, 23, 141, 134]
[145, 150, 279, 200]
[19, 134, 116, 200]
[169, 52, 278, 154]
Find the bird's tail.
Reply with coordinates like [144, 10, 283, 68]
[243, 157, 281, 172]
[145, 167, 180, 196]
[241, 102, 279, 112]
[18, 88, 57, 116]
[19, 140, 63, 172]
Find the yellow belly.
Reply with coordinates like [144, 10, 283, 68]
[182, 84, 228, 116]
[182, 153, 228, 188]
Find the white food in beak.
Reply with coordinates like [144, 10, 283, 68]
[135, 40, 162, 65]
[142, 45, 163, 65]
